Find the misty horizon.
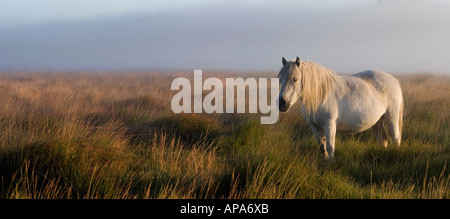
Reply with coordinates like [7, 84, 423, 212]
[1, 0, 450, 74]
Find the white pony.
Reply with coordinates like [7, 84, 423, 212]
[278, 57, 403, 161]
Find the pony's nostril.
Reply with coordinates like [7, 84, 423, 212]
[279, 97, 289, 111]
[279, 98, 286, 108]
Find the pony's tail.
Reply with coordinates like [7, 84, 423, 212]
[399, 98, 404, 137]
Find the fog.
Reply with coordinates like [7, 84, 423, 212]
[1, 0, 449, 73]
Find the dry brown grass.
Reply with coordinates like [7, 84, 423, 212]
[0, 71, 448, 198]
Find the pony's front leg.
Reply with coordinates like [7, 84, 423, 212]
[325, 122, 336, 161]
[309, 123, 326, 155]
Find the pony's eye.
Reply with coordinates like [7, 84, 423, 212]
[293, 78, 298, 82]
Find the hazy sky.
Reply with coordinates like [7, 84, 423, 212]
[1, 0, 449, 73]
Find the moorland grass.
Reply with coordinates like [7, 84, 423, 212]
[0, 71, 448, 198]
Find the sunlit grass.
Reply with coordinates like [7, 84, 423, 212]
[0, 71, 448, 198]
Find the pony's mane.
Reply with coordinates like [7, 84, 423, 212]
[300, 61, 336, 115]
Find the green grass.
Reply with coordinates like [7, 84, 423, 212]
[0, 72, 448, 199]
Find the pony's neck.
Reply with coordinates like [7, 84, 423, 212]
[300, 61, 338, 114]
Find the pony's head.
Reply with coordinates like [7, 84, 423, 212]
[278, 57, 336, 114]
[278, 57, 302, 112]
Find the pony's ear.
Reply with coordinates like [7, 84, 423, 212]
[282, 57, 287, 66]
[295, 57, 301, 67]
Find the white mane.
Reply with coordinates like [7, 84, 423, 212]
[299, 61, 336, 115]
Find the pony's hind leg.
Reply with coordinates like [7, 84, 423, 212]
[385, 108, 402, 147]
[371, 117, 388, 148]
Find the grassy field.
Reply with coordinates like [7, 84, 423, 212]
[0, 71, 448, 199]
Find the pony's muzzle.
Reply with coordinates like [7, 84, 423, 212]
[278, 97, 290, 112]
